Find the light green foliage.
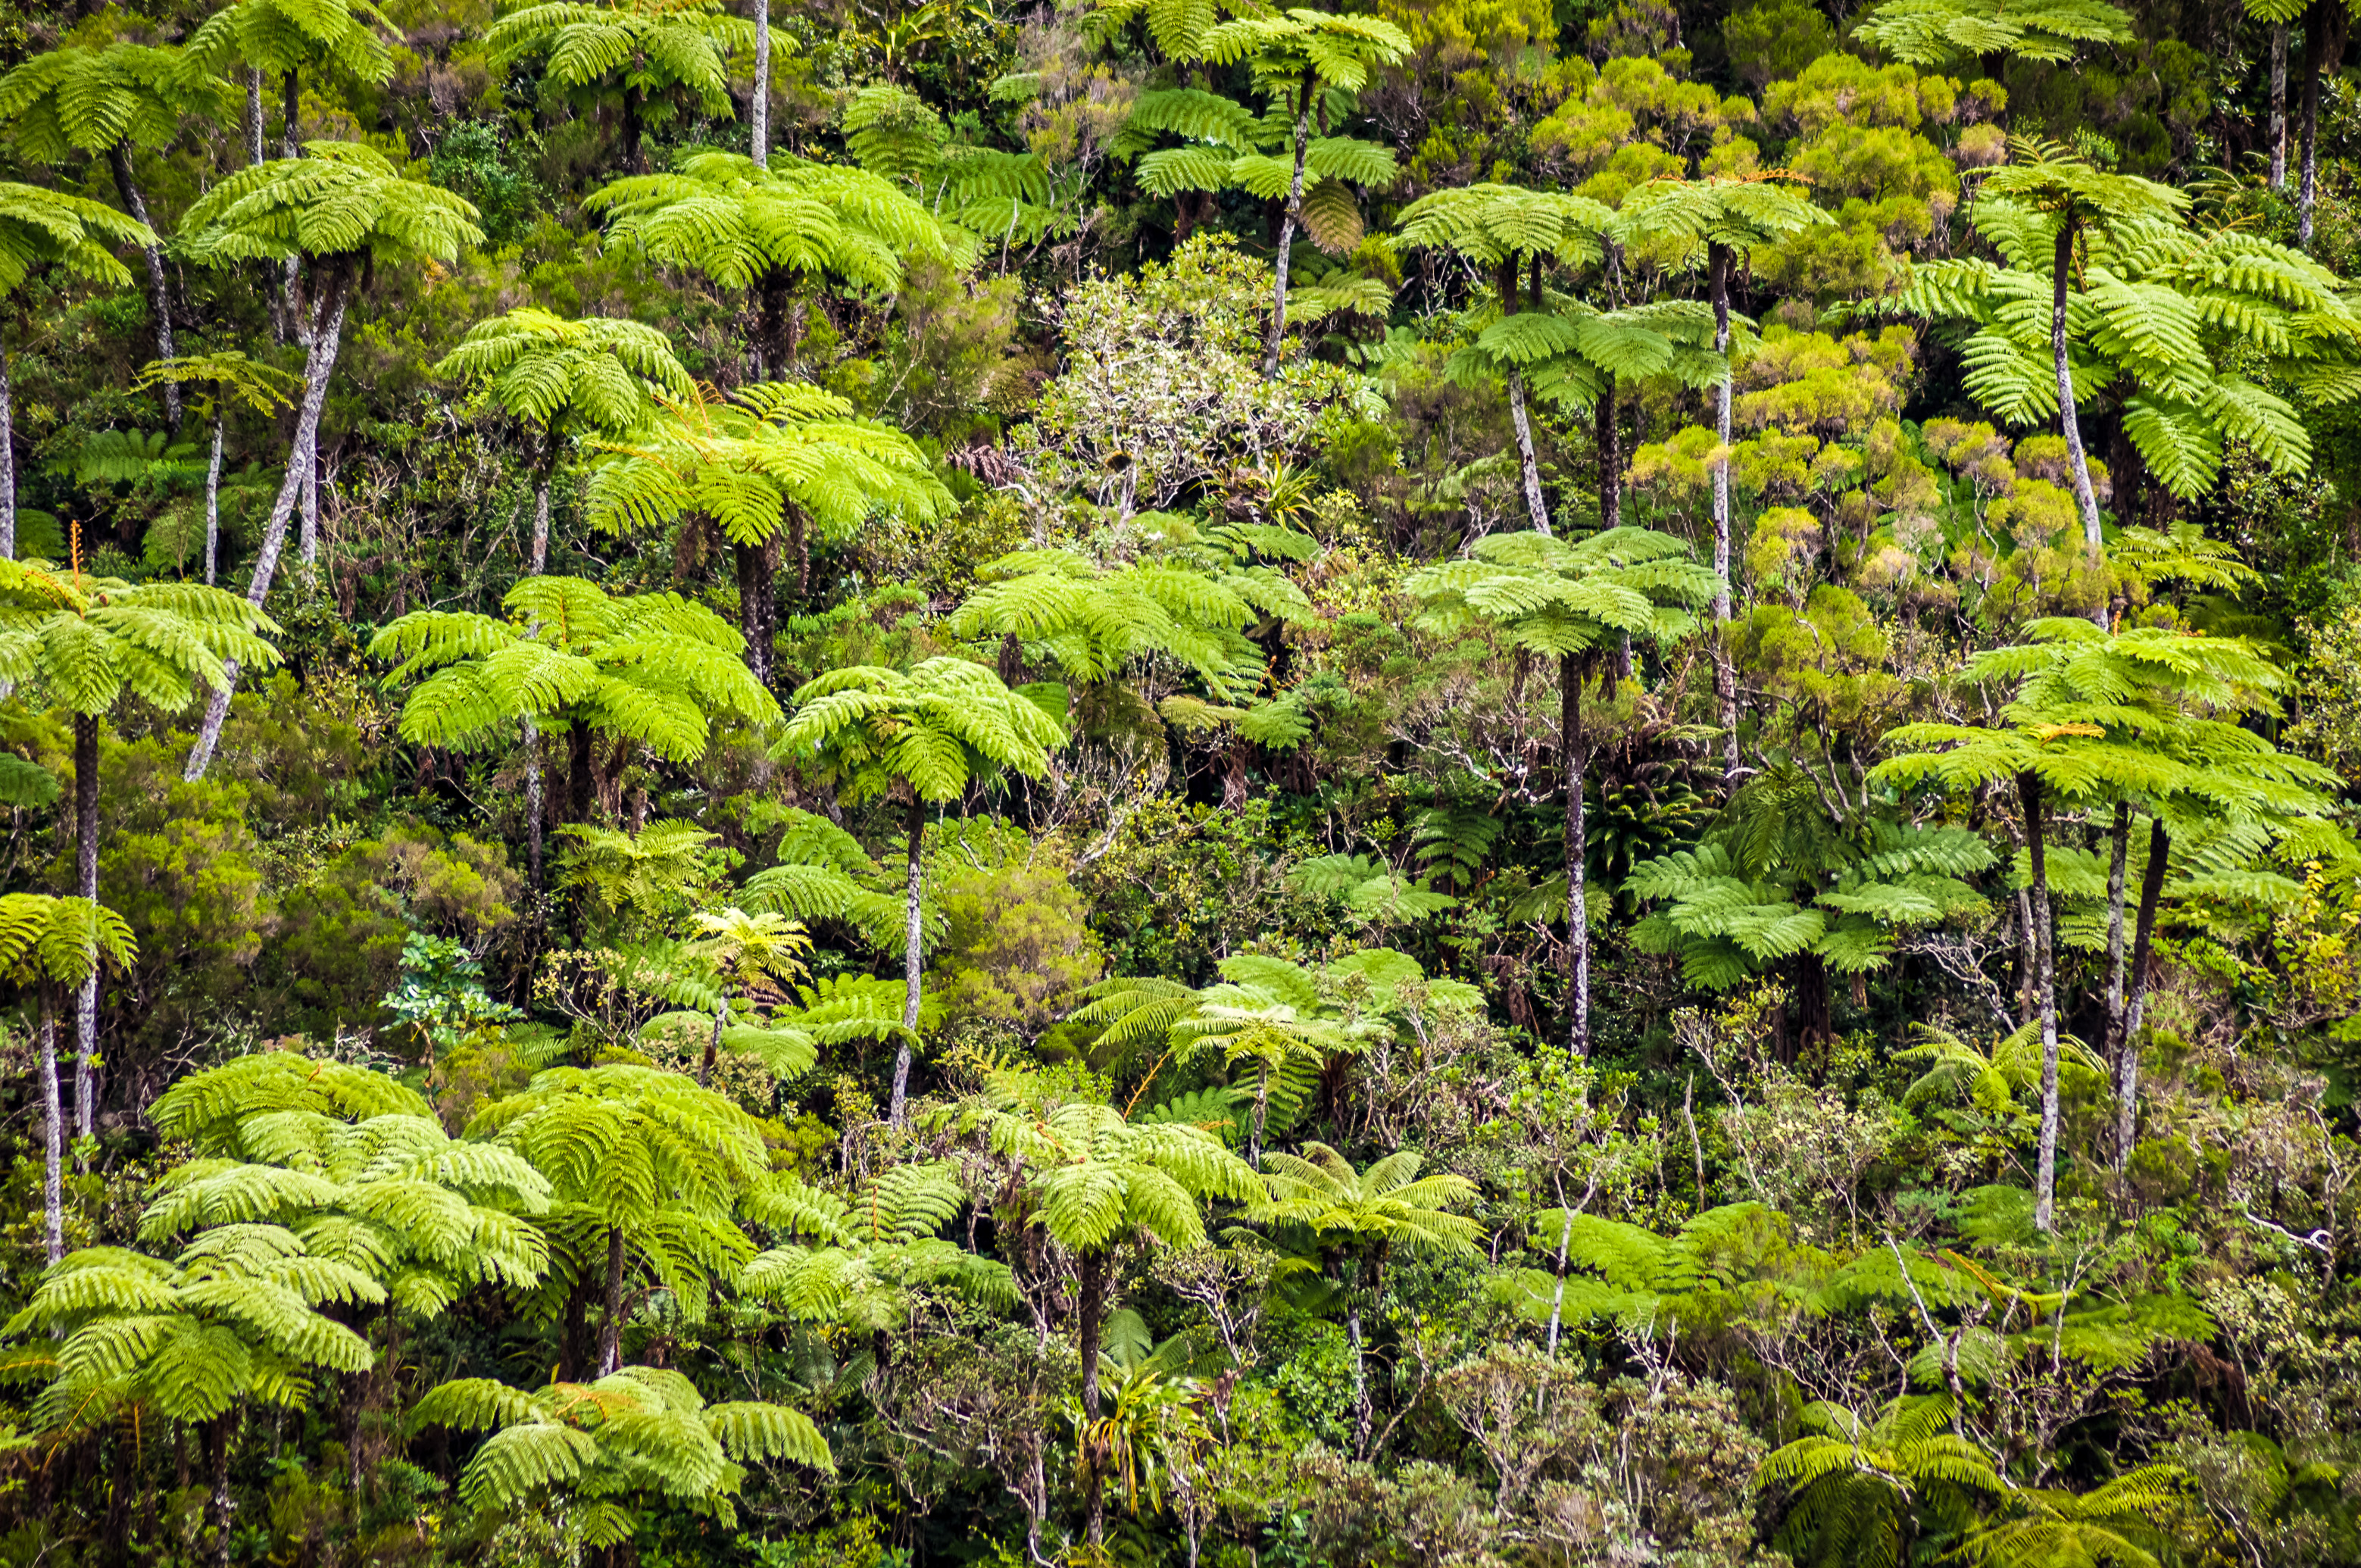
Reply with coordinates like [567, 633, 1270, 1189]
[469, 1065, 770, 1333]
[588, 150, 957, 297]
[0, 558, 280, 717]
[592, 383, 952, 551]
[485, 0, 752, 142]
[1858, 0, 2135, 67]
[0, 42, 227, 164]
[4, 1223, 382, 1433]
[139, 1049, 550, 1317]
[408, 1363, 829, 1543]
[186, 0, 398, 83]
[177, 141, 483, 270]
[433, 308, 692, 445]
[1410, 527, 1722, 660]
[370, 575, 777, 761]
[930, 854, 1105, 1036]
[773, 657, 1065, 807]
[1627, 764, 1994, 987]
[739, 1160, 1014, 1329]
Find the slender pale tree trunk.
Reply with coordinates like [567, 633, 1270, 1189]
[208, 1413, 236, 1568]
[1507, 370, 1551, 534]
[2273, 23, 2291, 188]
[280, 70, 301, 323]
[1261, 73, 1315, 376]
[186, 280, 348, 780]
[107, 145, 181, 433]
[73, 712, 99, 1143]
[204, 402, 223, 585]
[2116, 817, 2169, 1168]
[1595, 373, 1622, 530]
[751, 0, 770, 167]
[2050, 220, 2103, 566]
[891, 795, 924, 1126]
[298, 445, 319, 576]
[1542, 1203, 1576, 1354]
[1248, 1059, 1270, 1170]
[2102, 800, 2130, 1046]
[1561, 653, 1590, 1055]
[38, 990, 61, 1264]
[1, 343, 14, 558]
[2022, 771, 2062, 1231]
[1076, 1247, 1109, 1546]
[1347, 1288, 1369, 1457]
[1709, 240, 1739, 783]
[598, 1224, 627, 1376]
[2300, 0, 2347, 245]
[246, 68, 264, 165]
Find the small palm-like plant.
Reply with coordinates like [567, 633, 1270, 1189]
[682, 907, 810, 1085]
[407, 1363, 829, 1551]
[772, 657, 1066, 1123]
[0, 183, 156, 556]
[433, 308, 693, 575]
[177, 141, 483, 778]
[130, 351, 301, 584]
[486, 0, 753, 173]
[1409, 529, 1723, 1054]
[0, 894, 133, 1263]
[1247, 1142, 1482, 1457]
[0, 42, 229, 422]
[469, 1065, 770, 1376]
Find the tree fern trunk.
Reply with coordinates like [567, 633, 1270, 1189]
[73, 711, 99, 1143]
[1507, 370, 1552, 536]
[568, 720, 595, 826]
[1710, 239, 1739, 785]
[598, 1224, 626, 1376]
[1348, 1290, 1369, 1458]
[1542, 1203, 1575, 1355]
[245, 68, 264, 166]
[205, 406, 223, 586]
[1249, 1059, 1270, 1170]
[2050, 220, 2104, 567]
[892, 795, 924, 1127]
[107, 145, 180, 435]
[1, 342, 15, 559]
[701, 995, 728, 1086]
[2102, 800, 2130, 1049]
[1561, 652, 1590, 1056]
[2022, 770, 2062, 1231]
[208, 1413, 235, 1568]
[751, 0, 770, 167]
[38, 988, 61, 1263]
[2116, 816, 2169, 1169]
[1261, 72, 1315, 376]
[1076, 1245, 1109, 1545]
[186, 279, 348, 781]
[732, 538, 774, 687]
[2273, 22, 2291, 188]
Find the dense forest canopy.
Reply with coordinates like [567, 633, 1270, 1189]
[0, 0, 2357, 1561]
